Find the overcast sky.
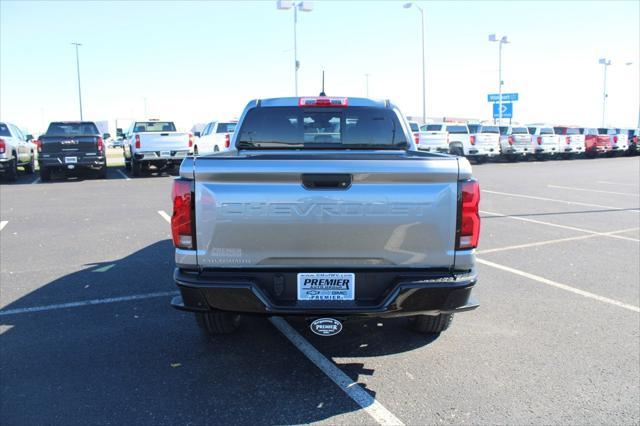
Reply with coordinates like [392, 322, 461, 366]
[1, 0, 638, 133]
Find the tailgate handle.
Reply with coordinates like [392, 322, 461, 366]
[302, 174, 352, 190]
[160, 133, 169, 136]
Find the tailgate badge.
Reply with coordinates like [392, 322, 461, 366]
[310, 318, 342, 337]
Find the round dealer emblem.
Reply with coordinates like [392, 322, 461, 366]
[310, 318, 343, 336]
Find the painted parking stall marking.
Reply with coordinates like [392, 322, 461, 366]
[116, 169, 131, 181]
[158, 210, 171, 223]
[0, 221, 7, 232]
[477, 258, 640, 313]
[483, 189, 640, 213]
[270, 317, 405, 426]
[548, 184, 640, 197]
[481, 210, 640, 242]
[0, 291, 179, 317]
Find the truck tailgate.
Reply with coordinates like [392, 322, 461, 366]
[191, 153, 460, 269]
[139, 132, 190, 151]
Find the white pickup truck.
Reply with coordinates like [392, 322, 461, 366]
[123, 120, 193, 176]
[419, 123, 450, 153]
[170, 96, 480, 337]
[467, 124, 501, 163]
[193, 120, 237, 155]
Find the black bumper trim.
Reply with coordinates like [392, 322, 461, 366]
[173, 268, 478, 317]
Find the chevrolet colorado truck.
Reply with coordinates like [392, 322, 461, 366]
[170, 96, 480, 336]
[123, 120, 193, 176]
[38, 121, 106, 181]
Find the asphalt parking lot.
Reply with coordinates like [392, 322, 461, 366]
[1, 154, 638, 425]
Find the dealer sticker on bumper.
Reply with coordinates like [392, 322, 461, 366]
[297, 273, 355, 301]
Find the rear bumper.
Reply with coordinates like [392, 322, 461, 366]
[134, 150, 190, 162]
[172, 267, 478, 317]
[417, 145, 449, 153]
[38, 156, 105, 169]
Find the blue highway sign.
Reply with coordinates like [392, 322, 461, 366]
[493, 102, 513, 119]
[488, 93, 518, 102]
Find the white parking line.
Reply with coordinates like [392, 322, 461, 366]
[0, 221, 7, 231]
[0, 291, 179, 317]
[481, 210, 640, 242]
[31, 177, 40, 184]
[270, 317, 405, 426]
[598, 181, 638, 187]
[158, 210, 171, 223]
[116, 169, 131, 181]
[548, 184, 639, 197]
[477, 227, 640, 254]
[483, 189, 640, 212]
[477, 258, 640, 313]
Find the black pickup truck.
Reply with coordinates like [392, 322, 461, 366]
[38, 121, 107, 181]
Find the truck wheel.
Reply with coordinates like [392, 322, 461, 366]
[40, 166, 51, 182]
[195, 311, 240, 335]
[24, 153, 36, 174]
[449, 145, 463, 157]
[193, 146, 199, 156]
[409, 313, 453, 334]
[124, 160, 132, 171]
[132, 159, 142, 177]
[5, 158, 18, 182]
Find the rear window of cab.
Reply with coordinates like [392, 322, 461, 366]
[446, 125, 468, 134]
[236, 106, 408, 149]
[409, 122, 419, 132]
[46, 122, 99, 136]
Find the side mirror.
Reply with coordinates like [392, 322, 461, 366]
[103, 133, 111, 139]
[26, 134, 34, 141]
[194, 131, 201, 138]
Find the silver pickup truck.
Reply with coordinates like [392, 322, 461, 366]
[170, 96, 480, 337]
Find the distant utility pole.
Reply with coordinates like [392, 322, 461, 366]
[488, 34, 509, 125]
[143, 97, 148, 117]
[277, 1, 314, 96]
[71, 42, 83, 120]
[403, 2, 426, 123]
[599, 58, 612, 127]
[365, 73, 370, 97]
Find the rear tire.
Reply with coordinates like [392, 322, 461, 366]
[5, 158, 17, 182]
[124, 160, 132, 171]
[24, 153, 35, 174]
[193, 146, 199, 156]
[195, 311, 240, 335]
[409, 313, 453, 334]
[132, 159, 142, 177]
[40, 166, 51, 182]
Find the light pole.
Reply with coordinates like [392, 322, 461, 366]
[276, 1, 314, 96]
[71, 42, 83, 120]
[403, 2, 426, 123]
[488, 34, 509, 125]
[599, 58, 612, 127]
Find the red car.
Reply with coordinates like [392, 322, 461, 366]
[579, 127, 611, 157]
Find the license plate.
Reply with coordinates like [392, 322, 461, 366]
[160, 151, 171, 157]
[297, 273, 355, 301]
[64, 157, 77, 164]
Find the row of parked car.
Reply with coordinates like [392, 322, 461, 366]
[408, 121, 640, 162]
[1, 113, 638, 182]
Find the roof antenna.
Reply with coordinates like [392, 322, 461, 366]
[319, 70, 326, 97]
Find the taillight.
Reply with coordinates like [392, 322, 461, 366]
[537, 136, 542, 145]
[470, 135, 476, 145]
[413, 132, 420, 145]
[225, 133, 230, 148]
[188, 133, 193, 148]
[171, 179, 195, 249]
[614, 135, 618, 143]
[566, 136, 571, 145]
[35, 140, 42, 153]
[0, 138, 5, 154]
[456, 180, 480, 250]
[135, 134, 141, 149]
[97, 136, 104, 152]
[508, 136, 514, 145]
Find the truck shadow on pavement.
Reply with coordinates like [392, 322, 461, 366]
[0, 240, 438, 424]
